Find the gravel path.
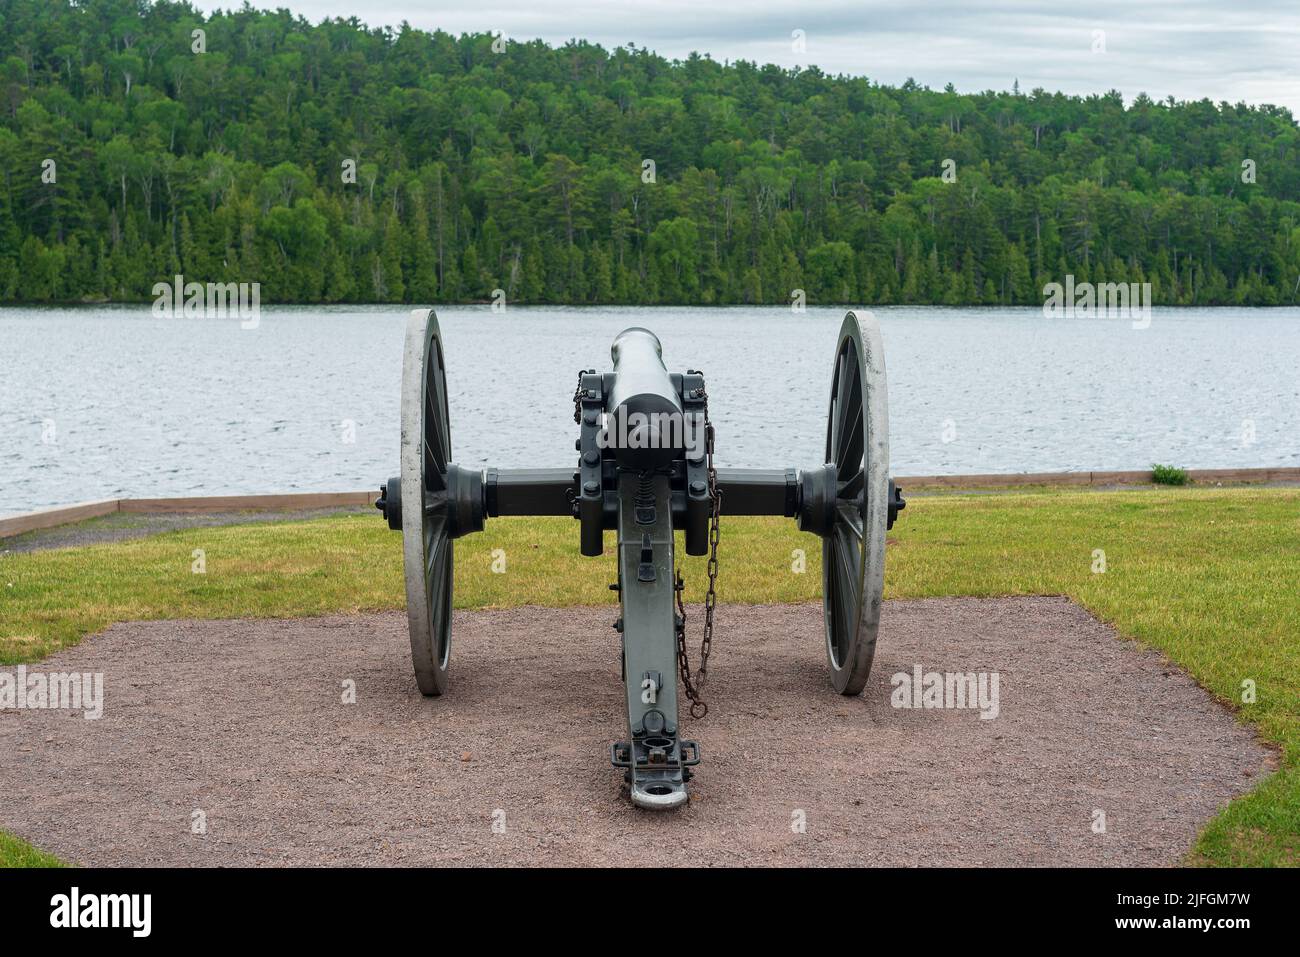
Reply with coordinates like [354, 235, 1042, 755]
[1, 507, 373, 554]
[0, 597, 1269, 866]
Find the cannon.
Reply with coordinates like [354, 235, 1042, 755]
[375, 309, 905, 809]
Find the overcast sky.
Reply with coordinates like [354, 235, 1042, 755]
[218, 1, 1300, 115]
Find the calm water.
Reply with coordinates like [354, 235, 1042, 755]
[1, 305, 1298, 518]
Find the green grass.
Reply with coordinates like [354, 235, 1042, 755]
[2, 486, 1297, 866]
[0, 831, 64, 868]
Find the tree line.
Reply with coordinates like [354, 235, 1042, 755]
[2, 0, 1299, 306]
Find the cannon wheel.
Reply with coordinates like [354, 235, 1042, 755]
[822, 311, 890, 695]
[401, 309, 454, 696]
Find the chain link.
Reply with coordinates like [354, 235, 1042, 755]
[573, 369, 595, 424]
[676, 385, 721, 720]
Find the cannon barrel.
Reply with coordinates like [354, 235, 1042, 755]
[605, 327, 684, 470]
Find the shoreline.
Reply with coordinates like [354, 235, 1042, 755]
[4, 467, 1299, 543]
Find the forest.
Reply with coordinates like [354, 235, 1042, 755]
[1, 0, 1299, 306]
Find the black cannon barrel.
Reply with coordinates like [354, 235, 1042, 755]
[605, 327, 685, 470]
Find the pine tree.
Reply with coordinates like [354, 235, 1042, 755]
[380, 213, 406, 301]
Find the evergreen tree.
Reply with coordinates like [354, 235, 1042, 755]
[0, 0, 1295, 306]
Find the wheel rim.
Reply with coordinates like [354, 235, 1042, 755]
[401, 309, 454, 695]
[822, 311, 890, 695]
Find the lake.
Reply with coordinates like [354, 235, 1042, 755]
[1, 304, 1297, 518]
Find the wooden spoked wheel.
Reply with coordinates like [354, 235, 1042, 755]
[822, 311, 890, 695]
[400, 309, 454, 696]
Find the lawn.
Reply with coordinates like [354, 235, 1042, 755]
[2, 486, 1297, 866]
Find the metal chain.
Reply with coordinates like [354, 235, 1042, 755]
[572, 369, 595, 424]
[673, 572, 698, 712]
[676, 386, 721, 720]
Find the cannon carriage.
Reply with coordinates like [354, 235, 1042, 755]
[376, 309, 905, 809]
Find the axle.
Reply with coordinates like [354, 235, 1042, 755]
[377, 466, 905, 531]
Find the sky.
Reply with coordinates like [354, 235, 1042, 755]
[206, 0, 1300, 114]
